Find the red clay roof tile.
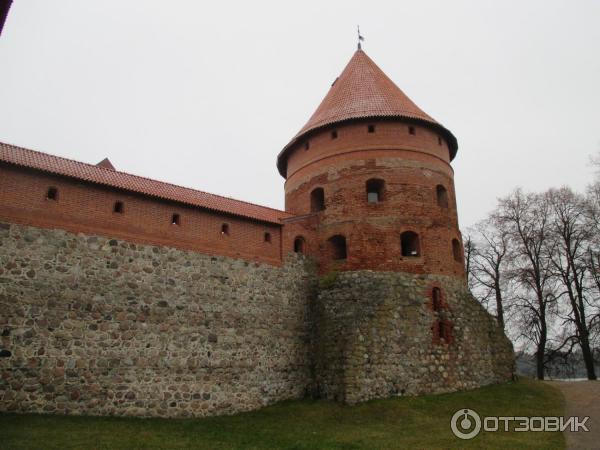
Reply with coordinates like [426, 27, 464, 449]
[0, 141, 290, 224]
[277, 49, 458, 177]
[96, 157, 116, 170]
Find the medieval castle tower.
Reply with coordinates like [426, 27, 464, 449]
[0, 48, 513, 417]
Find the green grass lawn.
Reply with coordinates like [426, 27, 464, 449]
[0, 378, 565, 450]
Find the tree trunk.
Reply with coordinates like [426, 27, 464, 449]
[537, 314, 547, 380]
[494, 284, 504, 329]
[536, 342, 546, 380]
[579, 333, 597, 380]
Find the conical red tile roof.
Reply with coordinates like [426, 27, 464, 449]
[277, 49, 457, 176]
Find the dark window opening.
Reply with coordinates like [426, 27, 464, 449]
[327, 235, 347, 260]
[264, 232, 271, 243]
[310, 187, 325, 212]
[171, 214, 180, 226]
[294, 236, 305, 254]
[305, 141, 310, 150]
[436, 185, 449, 208]
[438, 321, 452, 343]
[113, 201, 124, 214]
[433, 320, 452, 344]
[401, 231, 421, 257]
[366, 178, 384, 203]
[432, 287, 442, 312]
[46, 187, 58, 201]
[368, 124, 375, 133]
[452, 239, 462, 262]
[221, 223, 229, 235]
[438, 136, 442, 146]
[331, 130, 338, 139]
[408, 126, 416, 135]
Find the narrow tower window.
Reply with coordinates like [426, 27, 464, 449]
[294, 236, 305, 254]
[171, 214, 180, 226]
[368, 124, 375, 133]
[331, 130, 338, 139]
[436, 185, 449, 208]
[438, 321, 452, 343]
[401, 231, 421, 257]
[432, 287, 442, 312]
[304, 141, 310, 150]
[264, 232, 271, 243]
[310, 187, 325, 212]
[327, 235, 347, 260]
[438, 136, 443, 146]
[408, 126, 416, 135]
[221, 223, 229, 235]
[452, 239, 462, 262]
[366, 179, 384, 203]
[113, 201, 124, 214]
[46, 187, 58, 201]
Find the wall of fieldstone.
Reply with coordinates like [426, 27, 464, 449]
[0, 222, 316, 417]
[0, 222, 514, 418]
[312, 271, 514, 404]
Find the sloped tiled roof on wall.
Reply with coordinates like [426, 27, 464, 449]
[0, 141, 289, 224]
[277, 49, 458, 177]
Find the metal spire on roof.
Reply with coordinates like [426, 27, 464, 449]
[357, 25, 365, 50]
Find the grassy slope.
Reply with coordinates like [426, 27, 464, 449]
[0, 379, 565, 450]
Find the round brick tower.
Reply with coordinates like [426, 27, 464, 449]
[278, 49, 463, 277]
[278, 48, 513, 402]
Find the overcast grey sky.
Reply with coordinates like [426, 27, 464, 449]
[1, 1, 599, 227]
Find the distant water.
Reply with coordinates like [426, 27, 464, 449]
[546, 378, 589, 382]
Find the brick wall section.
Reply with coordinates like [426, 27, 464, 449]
[0, 164, 283, 266]
[0, 222, 316, 417]
[285, 120, 452, 181]
[282, 121, 464, 275]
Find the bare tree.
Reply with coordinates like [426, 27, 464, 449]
[547, 187, 597, 380]
[497, 189, 557, 380]
[468, 216, 510, 330]
[463, 233, 475, 290]
[583, 181, 600, 362]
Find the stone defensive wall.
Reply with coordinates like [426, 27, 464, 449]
[312, 271, 514, 404]
[0, 220, 514, 417]
[0, 222, 315, 417]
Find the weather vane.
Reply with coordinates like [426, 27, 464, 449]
[357, 25, 365, 50]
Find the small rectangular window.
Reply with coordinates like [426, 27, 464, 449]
[409, 126, 416, 135]
[46, 187, 58, 200]
[304, 141, 310, 150]
[368, 125, 375, 133]
[221, 223, 229, 235]
[310, 188, 326, 212]
[171, 214, 180, 225]
[331, 130, 338, 139]
[264, 232, 271, 243]
[114, 201, 124, 214]
[366, 179, 384, 203]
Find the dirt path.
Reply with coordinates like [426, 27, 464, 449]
[545, 381, 599, 450]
